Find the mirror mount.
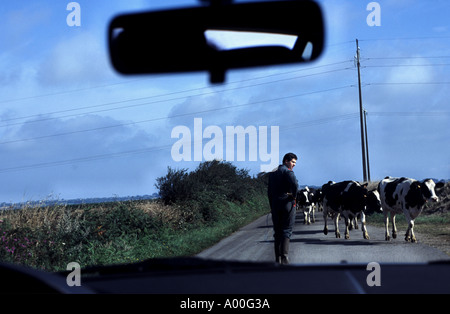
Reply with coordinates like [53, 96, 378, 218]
[109, 0, 324, 84]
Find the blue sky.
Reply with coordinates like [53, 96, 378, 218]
[0, 0, 449, 203]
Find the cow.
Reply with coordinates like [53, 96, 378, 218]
[378, 176, 442, 242]
[311, 188, 323, 212]
[296, 187, 315, 224]
[322, 180, 381, 240]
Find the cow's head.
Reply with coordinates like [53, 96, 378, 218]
[366, 189, 382, 213]
[321, 181, 335, 194]
[296, 187, 311, 205]
[419, 179, 440, 203]
[313, 188, 323, 202]
[358, 183, 382, 213]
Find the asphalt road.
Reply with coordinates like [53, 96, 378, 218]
[197, 211, 450, 264]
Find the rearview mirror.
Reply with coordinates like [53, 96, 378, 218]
[108, 0, 324, 83]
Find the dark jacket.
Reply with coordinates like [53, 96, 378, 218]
[268, 164, 299, 208]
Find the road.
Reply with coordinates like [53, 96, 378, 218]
[197, 211, 450, 264]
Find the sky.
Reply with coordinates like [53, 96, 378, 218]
[0, 0, 449, 203]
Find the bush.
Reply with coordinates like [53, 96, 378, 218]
[155, 167, 190, 205]
[81, 203, 162, 242]
[155, 160, 265, 223]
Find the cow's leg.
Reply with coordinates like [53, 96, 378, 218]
[311, 205, 316, 223]
[405, 218, 416, 242]
[343, 214, 351, 239]
[405, 220, 411, 242]
[410, 220, 417, 243]
[403, 210, 412, 242]
[391, 213, 397, 239]
[360, 212, 369, 240]
[333, 212, 341, 238]
[323, 206, 329, 235]
[384, 210, 390, 241]
[304, 207, 311, 225]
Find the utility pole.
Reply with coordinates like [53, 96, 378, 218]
[356, 39, 368, 182]
[364, 109, 371, 182]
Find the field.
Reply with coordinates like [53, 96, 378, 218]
[0, 161, 270, 272]
[0, 197, 269, 271]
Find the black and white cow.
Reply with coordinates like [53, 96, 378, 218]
[378, 176, 442, 242]
[296, 187, 315, 224]
[322, 180, 381, 240]
[311, 188, 323, 212]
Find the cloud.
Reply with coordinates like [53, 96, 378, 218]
[0, 114, 163, 201]
[166, 93, 236, 129]
[3, 4, 53, 48]
[37, 31, 112, 87]
[386, 58, 434, 84]
[1, 0, 449, 203]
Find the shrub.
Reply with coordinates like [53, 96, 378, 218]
[155, 160, 264, 223]
[155, 167, 190, 205]
[81, 202, 162, 242]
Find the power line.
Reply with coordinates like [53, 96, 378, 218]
[0, 66, 353, 128]
[0, 85, 355, 146]
[368, 111, 450, 117]
[326, 40, 354, 47]
[6, 68, 450, 145]
[4, 36, 446, 106]
[359, 36, 450, 42]
[0, 109, 361, 174]
[281, 113, 359, 130]
[1, 109, 446, 174]
[8, 52, 447, 129]
[0, 145, 173, 174]
[1, 109, 441, 174]
[0, 60, 352, 106]
[364, 64, 450, 68]
[365, 56, 450, 60]
[353, 38, 450, 181]
[366, 82, 450, 86]
[0, 78, 147, 105]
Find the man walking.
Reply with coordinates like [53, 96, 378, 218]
[267, 153, 299, 265]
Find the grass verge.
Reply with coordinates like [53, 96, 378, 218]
[367, 211, 450, 256]
[0, 194, 269, 272]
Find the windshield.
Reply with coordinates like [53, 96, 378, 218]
[0, 0, 449, 280]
